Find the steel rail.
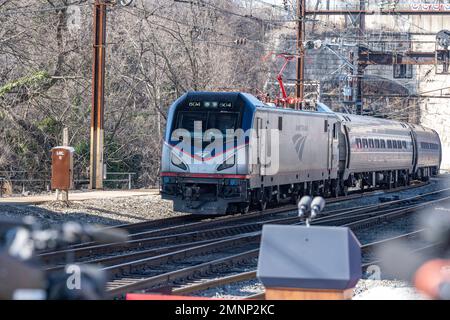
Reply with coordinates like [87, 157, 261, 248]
[44, 204, 420, 270]
[40, 187, 449, 268]
[39, 181, 428, 254]
[173, 230, 430, 298]
[106, 249, 260, 299]
[104, 196, 447, 299]
[102, 234, 261, 277]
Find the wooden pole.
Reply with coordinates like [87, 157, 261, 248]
[90, 0, 107, 190]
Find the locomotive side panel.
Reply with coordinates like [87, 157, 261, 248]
[249, 109, 338, 189]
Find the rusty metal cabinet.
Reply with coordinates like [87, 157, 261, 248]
[51, 147, 74, 190]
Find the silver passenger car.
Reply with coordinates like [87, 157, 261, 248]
[337, 114, 415, 189]
[410, 124, 442, 178]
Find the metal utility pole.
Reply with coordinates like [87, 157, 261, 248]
[90, 0, 107, 189]
[295, 0, 306, 109]
[356, 0, 365, 115]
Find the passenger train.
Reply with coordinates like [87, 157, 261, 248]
[160, 92, 442, 215]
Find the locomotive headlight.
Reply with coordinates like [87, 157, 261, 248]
[217, 156, 235, 171]
[171, 154, 187, 171]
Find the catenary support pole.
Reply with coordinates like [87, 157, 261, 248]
[90, 0, 107, 189]
[296, 0, 306, 110]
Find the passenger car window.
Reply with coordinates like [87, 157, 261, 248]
[393, 140, 398, 149]
[387, 140, 392, 149]
[375, 139, 380, 148]
[362, 139, 368, 149]
[356, 138, 362, 149]
[381, 140, 386, 148]
[369, 139, 374, 148]
[402, 141, 407, 149]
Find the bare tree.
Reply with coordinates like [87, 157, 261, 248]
[0, 0, 276, 187]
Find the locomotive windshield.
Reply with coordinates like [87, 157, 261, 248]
[167, 93, 251, 145]
[175, 111, 240, 135]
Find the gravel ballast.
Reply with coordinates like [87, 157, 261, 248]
[196, 279, 427, 300]
[0, 193, 183, 227]
[0, 175, 448, 228]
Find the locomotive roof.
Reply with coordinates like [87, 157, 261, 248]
[176, 93, 434, 134]
[182, 91, 266, 108]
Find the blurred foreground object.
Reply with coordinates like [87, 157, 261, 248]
[378, 211, 450, 300]
[0, 217, 127, 300]
[257, 224, 361, 300]
[414, 259, 450, 300]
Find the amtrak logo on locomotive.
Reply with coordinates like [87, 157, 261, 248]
[292, 134, 307, 161]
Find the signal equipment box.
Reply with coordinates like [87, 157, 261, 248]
[51, 146, 74, 191]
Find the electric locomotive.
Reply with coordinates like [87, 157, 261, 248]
[160, 92, 442, 215]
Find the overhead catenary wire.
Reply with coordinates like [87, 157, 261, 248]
[130, 18, 292, 55]
[69, 0, 450, 121]
[118, 3, 296, 55]
[297, 0, 448, 117]
[1, 0, 441, 120]
[0, 0, 294, 56]
[173, 0, 296, 30]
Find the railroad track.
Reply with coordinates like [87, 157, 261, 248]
[100, 190, 450, 299]
[40, 192, 448, 270]
[40, 182, 440, 268]
[34, 183, 448, 299]
[38, 181, 428, 255]
[40, 186, 450, 269]
[170, 229, 435, 299]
